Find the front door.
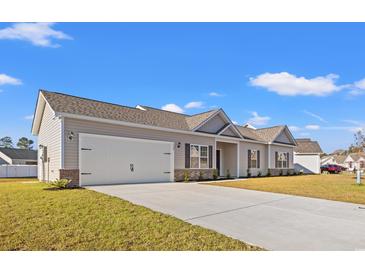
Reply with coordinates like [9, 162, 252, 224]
[216, 150, 221, 176]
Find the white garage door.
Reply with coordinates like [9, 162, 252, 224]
[79, 133, 174, 186]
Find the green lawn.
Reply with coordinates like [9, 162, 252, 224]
[210, 173, 365, 205]
[0, 178, 262, 251]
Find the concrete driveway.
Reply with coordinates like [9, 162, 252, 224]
[88, 182, 365, 251]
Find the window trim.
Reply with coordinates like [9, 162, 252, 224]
[190, 144, 209, 169]
[249, 149, 259, 169]
[276, 152, 289, 169]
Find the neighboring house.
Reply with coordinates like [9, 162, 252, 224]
[31, 90, 297, 186]
[344, 153, 365, 171]
[0, 148, 37, 165]
[321, 154, 344, 166]
[321, 153, 365, 171]
[293, 138, 323, 174]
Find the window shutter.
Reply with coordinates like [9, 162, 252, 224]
[287, 152, 290, 168]
[275, 152, 278, 168]
[185, 143, 190, 168]
[257, 150, 260, 169]
[208, 145, 213, 168]
[248, 149, 251, 169]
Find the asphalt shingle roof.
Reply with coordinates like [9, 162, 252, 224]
[40, 90, 295, 145]
[0, 148, 37, 160]
[294, 138, 323, 153]
[41, 91, 218, 132]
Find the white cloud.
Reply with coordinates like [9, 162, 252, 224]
[289, 126, 301, 132]
[299, 132, 310, 137]
[250, 72, 342, 96]
[348, 90, 365, 96]
[247, 111, 271, 126]
[0, 74, 22, 85]
[354, 78, 365, 90]
[342, 119, 363, 126]
[0, 23, 72, 47]
[232, 121, 239, 125]
[24, 114, 34, 120]
[161, 103, 184, 113]
[184, 101, 204, 109]
[303, 110, 327, 123]
[209, 92, 224, 97]
[305, 124, 320, 130]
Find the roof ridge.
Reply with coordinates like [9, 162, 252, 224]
[256, 125, 285, 131]
[189, 108, 219, 117]
[139, 105, 190, 117]
[40, 89, 146, 112]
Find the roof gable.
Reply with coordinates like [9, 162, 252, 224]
[193, 109, 243, 138]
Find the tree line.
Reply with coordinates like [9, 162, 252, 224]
[0, 136, 34, 150]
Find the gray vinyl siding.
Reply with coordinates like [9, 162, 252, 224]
[63, 118, 216, 170]
[239, 142, 268, 177]
[197, 114, 226, 133]
[270, 144, 294, 169]
[37, 103, 62, 181]
[221, 127, 239, 137]
[275, 131, 292, 144]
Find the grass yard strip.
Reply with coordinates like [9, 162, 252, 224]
[209, 173, 365, 205]
[0, 179, 262, 251]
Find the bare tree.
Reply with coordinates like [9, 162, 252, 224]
[349, 130, 365, 153]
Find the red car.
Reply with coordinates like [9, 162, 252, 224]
[320, 164, 343, 174]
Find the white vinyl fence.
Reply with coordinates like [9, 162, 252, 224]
[0, 165, 37, 178]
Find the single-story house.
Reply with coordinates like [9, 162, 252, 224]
[321, 154, 346, 167]
[321, 153, 364, 171]
[344, 153, 365, 171]
[293, 138, 323, 174]
[0, 148, 37, 165]
[31, 90, 297, 186]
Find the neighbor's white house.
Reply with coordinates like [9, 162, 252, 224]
[321, 152, 365, 171]
[293, 138, 323, 174]
[31, 90, 297, 186]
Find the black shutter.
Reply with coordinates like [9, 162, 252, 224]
[248, 149, 251, 169]
[275, 152, 278, 168]
[257, 150, 260, 169]
[209, 145, 213, 168]
[185, 143, 190, 168]
[287, 152, 290, 168]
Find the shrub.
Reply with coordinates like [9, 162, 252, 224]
[226, 169, 231, 179]
[213, 169, 218, 180]
[257, 171, 262, 177]
[279, 169, 283, 176]
[49, 179, 71, 189]
[198, 171, 203, 181]
[299, 170, 304, 175]
[247, 168, 251, 178]
[184, 170, 190, 182]
[267, 169, 271, 177]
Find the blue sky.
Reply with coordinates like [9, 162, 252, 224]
[0, 23, 364, 153]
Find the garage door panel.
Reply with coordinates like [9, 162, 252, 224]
[80, 134, 173, 186]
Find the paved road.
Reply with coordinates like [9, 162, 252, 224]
[88, 182, 365, 250]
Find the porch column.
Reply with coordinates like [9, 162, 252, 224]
[237, 142, 240, 178]
[268, 144, 271, 169]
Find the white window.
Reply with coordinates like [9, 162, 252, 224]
[276, 152, 289, 168]
[190, 144, 209, 169]
[248, 150, 260, 168]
